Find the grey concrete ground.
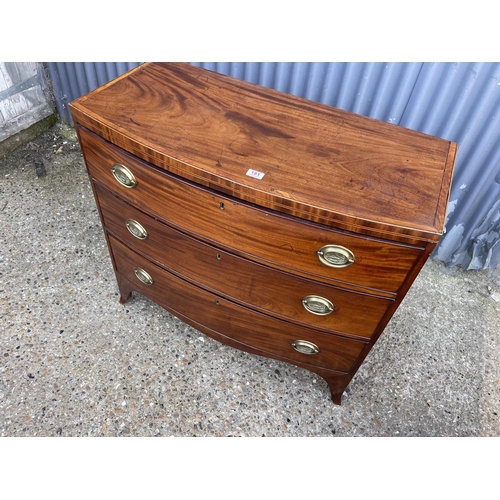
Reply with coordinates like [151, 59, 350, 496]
[1, 122, 499, 437]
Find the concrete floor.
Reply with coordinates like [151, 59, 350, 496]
[1, 122, 499, 437]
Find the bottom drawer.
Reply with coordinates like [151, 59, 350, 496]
[109, 235, 366, 374]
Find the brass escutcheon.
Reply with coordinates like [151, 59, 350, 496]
[317, 245, 355, 268]
[302, 295, 335, 316]
[126, 219, 148, 240]
[134, 267, 153, 285]
[291, 340, 319, 355]
[111, 163, 137, 189]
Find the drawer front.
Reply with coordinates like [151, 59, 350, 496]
[80, 126, 423, 293]
[109, 235, 365, 373]
[96, 184, 392, 340]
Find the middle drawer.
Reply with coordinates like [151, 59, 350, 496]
[95, 183, 392, 340]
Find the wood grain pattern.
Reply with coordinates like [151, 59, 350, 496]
[95, 183, 393, 340]
[69, 62, 457, 241]
[115, 270, 353, 404]
[79, 126, 424, 294]
[71, 64, 456, 405]
[109, 235, 366, 374]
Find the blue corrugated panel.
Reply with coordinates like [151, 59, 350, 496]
[402, 63, 500, 270]
[45, 62, 500, 271]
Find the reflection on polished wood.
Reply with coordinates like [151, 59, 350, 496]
[71, 63, 456, 404]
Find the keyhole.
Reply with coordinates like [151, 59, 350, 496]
[220, 202, 225, 210]
[217, 254, 221, 260]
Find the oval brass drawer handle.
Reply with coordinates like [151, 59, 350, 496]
[317, 245, 355, 268]
[291, 340, 319, 355]
[134, 267, 153, 285]
[126, 219, 148, 240]
[302, 295, 335, 316]
[111, 163, 137, 189]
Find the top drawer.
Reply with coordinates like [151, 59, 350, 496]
[78, 126, 423, 293]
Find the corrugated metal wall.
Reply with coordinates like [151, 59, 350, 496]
[45, 62, 500, 272]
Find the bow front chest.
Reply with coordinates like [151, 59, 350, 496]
[70, 62, 456, 404]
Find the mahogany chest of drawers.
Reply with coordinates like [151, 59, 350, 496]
[70, 62, 456, 404]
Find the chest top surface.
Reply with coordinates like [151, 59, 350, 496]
[70, 62, 457, 242]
